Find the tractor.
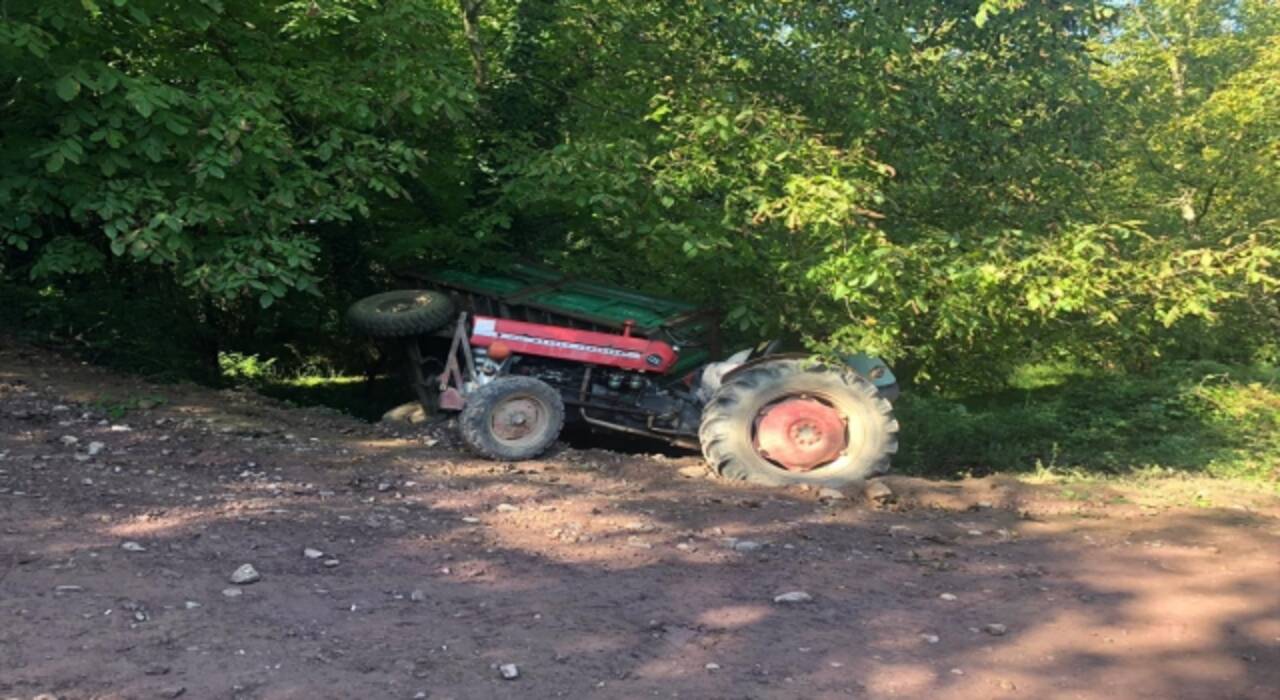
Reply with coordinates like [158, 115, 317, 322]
[347, 264, 899, 487]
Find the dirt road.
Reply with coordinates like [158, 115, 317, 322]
[2, 338, 1277, 699]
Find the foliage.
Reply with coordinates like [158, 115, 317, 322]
[894, 360, 1280, 484]
[1, 0, 471, 313]
[218, 351, 279, 383]
[463, 0, 1278, 384]
[1, 0, 1277, 468]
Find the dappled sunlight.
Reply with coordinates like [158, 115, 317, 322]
[102, 507, 222, 538]
[863, 662, 942, 696]
[696, 604, 772, 629]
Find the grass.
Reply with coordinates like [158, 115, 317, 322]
[232, 353, 1280, 495]
[216, 350, 413, 421]
[254, 373, 406, 422]
[894, 360, 1280, 490]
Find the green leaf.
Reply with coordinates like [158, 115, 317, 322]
[259, 293, 275, 309]
[55, 76, 81, 102]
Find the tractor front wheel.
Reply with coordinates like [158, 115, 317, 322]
[459, 376, 565, 461]
[699, 358, 898, 487]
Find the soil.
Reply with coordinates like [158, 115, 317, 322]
[1, 337, 1277, 700]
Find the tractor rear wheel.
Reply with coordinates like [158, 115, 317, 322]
[459, 376, 565, 461]
[347, 290, 455, 338]
[699, 358, 897, 487]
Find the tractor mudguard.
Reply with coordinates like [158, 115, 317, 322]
[714, 352, 899, 402]
[842, 353, 896, 389]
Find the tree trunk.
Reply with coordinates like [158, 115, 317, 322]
[458, 0, 488, 90]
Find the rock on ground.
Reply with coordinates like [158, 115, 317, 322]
[229, 564, 260, 584]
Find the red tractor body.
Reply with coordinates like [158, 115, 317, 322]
[469, 316, 678, 374]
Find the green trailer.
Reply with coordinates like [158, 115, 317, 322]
[401, 263, 720, 377]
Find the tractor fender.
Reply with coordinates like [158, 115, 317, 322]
[719, 353, 811, 385]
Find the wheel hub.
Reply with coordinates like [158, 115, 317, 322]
[491, 397, 543, 442]
[754, 397, 847, 471]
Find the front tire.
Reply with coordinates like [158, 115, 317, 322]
[459, 376, 565, 461]
[699, 358, 898, 487]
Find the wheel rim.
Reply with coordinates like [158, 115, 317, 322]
[490, 394, 548, 448]
[753, 396, 849, 471]
[376, 294, 434, 315]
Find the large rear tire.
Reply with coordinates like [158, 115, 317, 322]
[699, 358, 897, 487]
[347, 290, 455, 338]
[459, 376, 565, 461]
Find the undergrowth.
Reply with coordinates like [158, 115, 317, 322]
[893, 360, 1280, 486]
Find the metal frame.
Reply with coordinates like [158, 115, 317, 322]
[431, 312, 477, 412]
[405, 310, 702, 448]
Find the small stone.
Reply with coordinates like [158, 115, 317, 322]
[184, 601, 201, 610]
[950, 668, 965, 676]
[87, 441, 106, 456]
[817, 487, 846, 500]
[323, 559, 340, 568]
[121, 541, 147, 552]
[864, 479, 895, 504]
[221, 588, 242, 598]
[410, 589, 426, 602]
[773, 591, 813, 604]
[997, 679, 1017, 691]
[229, 564, 260, 584]
[54, 585, 84, 593]
[921, 633, 940, 644]
[461, 517, 481, 524]
[729, 539, 763, 553]
[704, 662, 721, 671]
[377, 482, 393, 492]
[161, 686, 186, 698]
[498, 663, 520, 680]
[939, 593, 957, 601]
[495, 503, 518, 513]
[984, 623, 1008, 636]
[303, 548, 324, 559]
[59, 435, 79, 446]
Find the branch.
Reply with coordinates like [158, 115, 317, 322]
[457, 0, 488, 90]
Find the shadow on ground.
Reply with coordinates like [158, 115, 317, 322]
[1, 339, 1278, 699]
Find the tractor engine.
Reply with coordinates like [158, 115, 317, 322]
[468, 316, 701, 439]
